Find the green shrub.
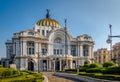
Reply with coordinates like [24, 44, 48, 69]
[89, 63, 101, 68]
[103, 61, 116, 68]
[65, 69, 77, 72]
[83, 64, 90, 68]
[0, 68, 20, 78]
[79, 72, 86, 75]
[79, 67, 87, 72]
[86, 68, 103, 73]
[103, 66, 120, 74]
[0, 77, 36, 82]
[0, 65, 3, 68]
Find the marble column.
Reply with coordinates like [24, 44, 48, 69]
[70, 60, 72, 69]
[38, 43, 41, 55]
[23, 41, 27, 56]
[20, 41, 23, 56]
[76, 45, 78, 56]
[49, 60, 51, 71]
[51, 44, 53, 55]
[80, 45, 83, 57]
[89, 46, 92, 58]
[40, 60, 42, 71]
[35, 42, 38, 55]
[78, 45, 79, 56]
[66, 59, 69, 68]
[54, 60, 55, 71]
[47, 60, 48, 71]
[16, 41, 20, 56]
[13, 42, 15, 55]
[91, 46, 94, 58]
[68, 44, 71, 55]
[48, 44, 51, 55]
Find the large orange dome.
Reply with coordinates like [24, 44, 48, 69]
[36, 9, 61, 28]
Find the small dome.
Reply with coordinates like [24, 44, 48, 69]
[36, 9, 61, 28]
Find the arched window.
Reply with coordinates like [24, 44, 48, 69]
[54, 38, 62, 43]
[28, 32, 34, 35]
[84, 36, 88, 41]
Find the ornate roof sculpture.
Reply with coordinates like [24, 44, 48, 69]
[36, 9, 61, 28]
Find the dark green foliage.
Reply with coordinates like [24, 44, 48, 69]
[86, 68, 103, 73]
[79, 67, 87, 72]
[0, 68, 43, 82]
[103, 66, 120, 74]
[79, 72, 120, 81]
[65, 69, 77, 72]
[0, 68, 20, 78]
[103, 61, 116, 68]
[89, 63, 100, 68]
[65, 69, 77, 73]
[0, 76, 36, 82]
[0, 65, 3, 68]
[83, 64, 90, 68]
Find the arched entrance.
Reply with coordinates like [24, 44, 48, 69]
[55, 61, 60, 70]
[84, 61, 90, 64]
[28, 61, 34, 71]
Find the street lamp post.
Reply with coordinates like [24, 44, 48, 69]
[64, 19, 68, 69]
[106, 24, 113, 61]
[53, 58, 56, 72]
[106, 24, 120, 63]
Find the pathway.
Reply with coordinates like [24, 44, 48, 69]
[42, 72, 84, 82]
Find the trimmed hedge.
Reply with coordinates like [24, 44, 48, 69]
[0, 65, 3, 68]
[0, 76, 36, 82]
[89, 63, 101, 68]
[79, 72, 120, 81]
[86, 68, 104, 73]
[103, 66, 120, 74]
[0, 68, 20, 78]
[65, 69, 77, 73]
[103, 62, 116, 68]
[0, 71, 44, 82]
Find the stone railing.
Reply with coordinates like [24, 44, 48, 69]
[54, 72, 119, 82]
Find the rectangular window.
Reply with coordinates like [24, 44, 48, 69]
[54, 49, 56, 55]
[57, 49, 59, 54]
[44, 49, 47, 54]
[42, 30, 44, 35]
[60, 49, 62, 54]
[32, 48, 34, 54]
[46, 30, 49, 35]
[42, 49, 44, 54]
[29, 48, 31, 54]
[73, 50, 76, 56]
[37, 29, 40, 33]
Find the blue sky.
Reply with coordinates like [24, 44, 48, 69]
[0, 0, 120, 58]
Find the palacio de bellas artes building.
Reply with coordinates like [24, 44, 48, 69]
[1, 10, 94, 72]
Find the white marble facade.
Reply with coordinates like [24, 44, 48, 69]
[2, 10, 94, 72]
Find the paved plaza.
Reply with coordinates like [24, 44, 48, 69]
[42, 72, 85, 82]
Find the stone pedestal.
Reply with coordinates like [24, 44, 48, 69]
[10, 64, 16, 69]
